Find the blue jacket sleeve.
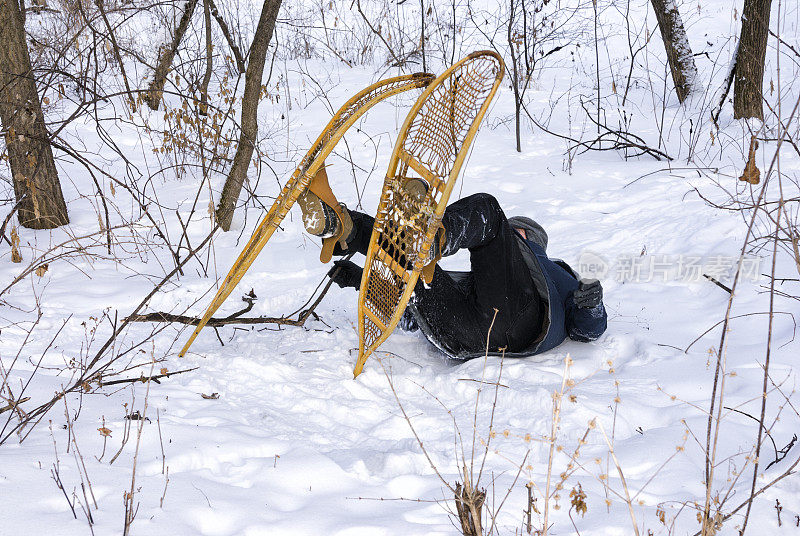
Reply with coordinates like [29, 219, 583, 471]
[565, 296, 607, 342]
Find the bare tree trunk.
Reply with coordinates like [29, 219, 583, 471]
[507, 0, 522, 153]
[208, 0, 246, 74]
[199, 0, 213, 116]
[734, 0, 772, 120]
[0, 0, 69, 229]
[419, 0, 427, 73]
[650, 0, 698, 103]
[711, 39, 738, 126]
[215, 0, 282, 231]
[145, 0, 200, 110]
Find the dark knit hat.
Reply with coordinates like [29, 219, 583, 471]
[508, 216, 548, 251]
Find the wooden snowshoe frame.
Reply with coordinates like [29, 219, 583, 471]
[355, 51, 505, 377]
[178, 73, 434, 358]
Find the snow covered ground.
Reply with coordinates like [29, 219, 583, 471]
[2, 0, 800, 534]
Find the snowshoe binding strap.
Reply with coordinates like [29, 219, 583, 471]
[421, 224, 445, 285]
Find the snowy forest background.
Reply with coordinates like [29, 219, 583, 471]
[1, 0, 799, 534]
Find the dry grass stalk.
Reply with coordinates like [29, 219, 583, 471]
[379, 311, 513, 535]
[122, 357, 155, 535]
[596, 420, 640, 536]
[540, 355, 573, 536]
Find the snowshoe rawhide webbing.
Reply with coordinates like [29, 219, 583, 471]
[354, 51, 504, 377]
[178, 73, 434, 358]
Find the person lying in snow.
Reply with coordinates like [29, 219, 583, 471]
[298, 179, 607, 359]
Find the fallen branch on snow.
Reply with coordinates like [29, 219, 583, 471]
[99, 368, 199, 387]
[126, 252, 354, 329]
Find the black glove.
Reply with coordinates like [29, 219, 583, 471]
[327, 259, 363, 290]
[573, 278, 602, 309]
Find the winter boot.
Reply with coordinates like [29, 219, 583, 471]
[402, 177, 429, 205]
[297, 164, 355, 263]
[400, 177, 445, 283]
[298, 190, 352, 240]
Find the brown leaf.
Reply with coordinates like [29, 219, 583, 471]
[201, 392, 219, 399]
[569, 484, 588, 516]
[98, 427, 112, 437]
[35, 263, 49, 277]
[10, 226, 21, 263]
[160, 367, 168, 375]
[739, 135, 760, 185]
